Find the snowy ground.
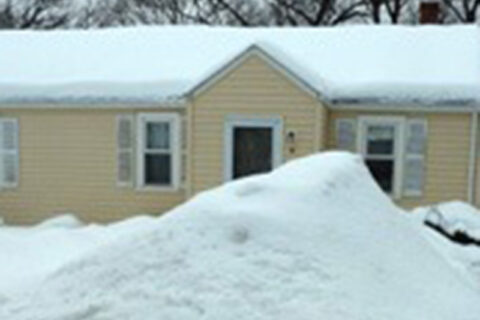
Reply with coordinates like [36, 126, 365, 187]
[0, 215, 158, 300]
[0, 152, 479, 320]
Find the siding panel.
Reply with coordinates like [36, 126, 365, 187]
[0, 109, 186, 224]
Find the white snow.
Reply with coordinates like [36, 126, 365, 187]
[0, 26, 479, 104]
[34, 214, 84, 230]
[0, 215, 158, 299]
[0, 152, 479, 320]
[418, 227, 480, 288]
[409, 202, 480, 288]
[0, 220, 105, 298]
[414, 201, 480, 240]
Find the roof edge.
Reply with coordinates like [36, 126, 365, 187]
[329, 99, 477, 113]
[0, 99, 188, 109]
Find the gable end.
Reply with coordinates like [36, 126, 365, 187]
[186, 45, 321, 100]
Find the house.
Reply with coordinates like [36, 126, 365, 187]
[0, 26, 479, 224]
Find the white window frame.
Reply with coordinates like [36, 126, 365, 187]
[357, 116, 405, 199]
[0, 118, 19, 189]
[224, 116, 283, 181]
[136, 113, 181, 191]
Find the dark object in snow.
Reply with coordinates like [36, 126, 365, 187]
[425, 220, 480, 247]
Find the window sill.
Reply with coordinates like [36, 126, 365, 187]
[0, 185, 18, 191]
[403, 191, 423, 198]
[135, 185, 181, 193]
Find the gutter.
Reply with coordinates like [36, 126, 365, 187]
[468, 106, 478, 204]
[0, 98, 188, 109]
[329, 101, 476, 113]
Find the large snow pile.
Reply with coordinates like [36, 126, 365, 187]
[1, 152, 479, 320]
[1, 26, 479, 103]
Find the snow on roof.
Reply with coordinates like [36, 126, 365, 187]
[1, 25, 479, 105]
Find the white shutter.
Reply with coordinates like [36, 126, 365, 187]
[116, 115, 134, 187]
[403, 119, 427, 196]
[0, 119, 19, 188]
[336, 119, 357, 152]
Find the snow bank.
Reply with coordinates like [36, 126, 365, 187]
[415, 201, 480, 241]
[0, 26, 479, 104]
[0, 215, 157, 299]
[0, 224, 107, 298]
[34, 214, 84, 230]
[1, 152, 478, 320]
[419, 226, 480, 288]
[410, 202, 480, 289]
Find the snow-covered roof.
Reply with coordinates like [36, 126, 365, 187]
[1, 25, 479, 105]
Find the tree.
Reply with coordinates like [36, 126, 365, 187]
[0, 0, 69, 29]
[130, 0, 270, 26]
[442, 0, 480, 22]
[365, 0, 411, 24]
[71, 0, 140, 28]
[268, 0, 368, 26]
[109, 0, 368, 26]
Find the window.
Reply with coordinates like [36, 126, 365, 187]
[0, 119, 19, 188]
[137, 113, 180, 189]
[338, 116, 427, 199]
[359, 117, 404, 198]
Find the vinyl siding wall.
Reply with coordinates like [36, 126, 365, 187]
[328, 110, 472, 209]
[0, 108, 187, 224]
[190, 54, 327, 194]
[1, 56, 474, 224]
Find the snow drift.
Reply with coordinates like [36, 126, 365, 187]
[415, 201, 480, 241]
[1, 152, 479, 320]
[411, 202, 480, 287]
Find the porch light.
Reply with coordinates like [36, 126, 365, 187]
[286, 130, 296, 154]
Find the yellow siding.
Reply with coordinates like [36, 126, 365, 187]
[1, 53, 474, 224]
[0, 109, 186, 224]
[190, 54, 327, 194]
[474, 114, 480, 206]
[328, 110, 471, 209]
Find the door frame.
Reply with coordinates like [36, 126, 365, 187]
[223, 115, 283, 181]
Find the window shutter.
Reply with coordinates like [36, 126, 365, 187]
[336, 119, 357, 152]
[403, 119, 427, 196]
[116, 115, 134, 187]
[0, 119, 19, 188]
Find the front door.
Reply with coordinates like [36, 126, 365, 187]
[233, 127, 272, 179]
[224, 117, 282, 181]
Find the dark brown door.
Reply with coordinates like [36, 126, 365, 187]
[233, 127, 273, 179]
